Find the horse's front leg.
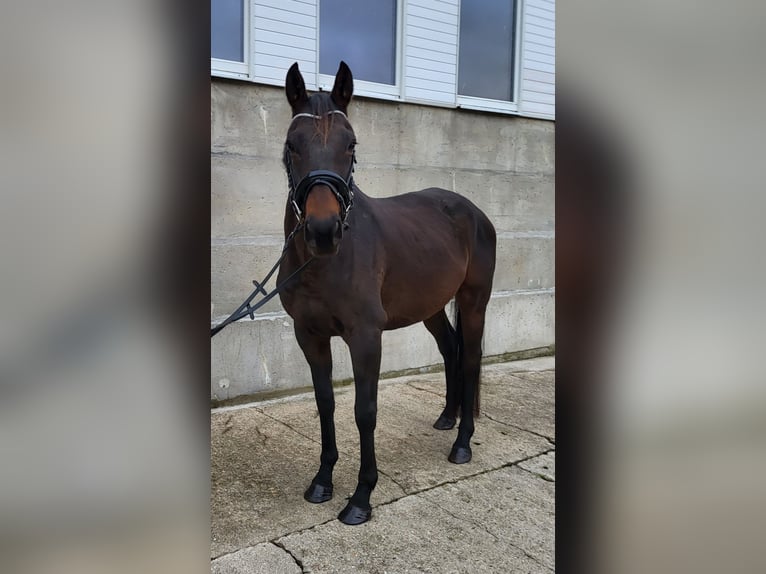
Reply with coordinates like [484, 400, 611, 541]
[295, 327, 337, 503]
[338, 328, 382, 525]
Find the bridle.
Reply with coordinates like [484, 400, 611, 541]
[285, 110, 356, 225]
[213, 110, 357, 338]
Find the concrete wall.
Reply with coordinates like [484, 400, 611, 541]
[211, 79, 554, 402]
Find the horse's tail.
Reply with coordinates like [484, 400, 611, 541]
[453, 306, 480, 417]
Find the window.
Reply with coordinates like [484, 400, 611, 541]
[208, 1, 553, 119]
[318, 0, 399, 96]
[211, 0, 248, 78]
[458, 0, 518, 107]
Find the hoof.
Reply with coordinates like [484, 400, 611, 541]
[338, 503, 372, 525]
[304, 482, 333, 504]
[433, 414, 456, 430]
[448, 446, 472, 464]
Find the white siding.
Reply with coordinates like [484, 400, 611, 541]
[519, 0, 555, 119]
[251, 0, 318, 89]
[213, 0, 556, 120]
[403, 0, 459, 106]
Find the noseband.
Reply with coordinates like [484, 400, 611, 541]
[285, 110, 356, 224]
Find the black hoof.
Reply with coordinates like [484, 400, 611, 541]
[448, 446, 472, 464]
[433, 414, 456, 430]
[338, 503, 372, 525]
[304, 482, 333, 503]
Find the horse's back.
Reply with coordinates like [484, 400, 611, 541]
[377, 187, 496, 257]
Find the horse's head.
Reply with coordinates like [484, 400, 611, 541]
[283, 61, 356, 257]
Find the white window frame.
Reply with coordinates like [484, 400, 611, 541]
[455, 0, 522, 115]
[211, 0, 250, 80]
[315, 0, 404, 101]
[209, 1, 553, 120]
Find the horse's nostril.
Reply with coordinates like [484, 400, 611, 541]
[333, 220, 343, 242]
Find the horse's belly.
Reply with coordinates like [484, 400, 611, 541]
[382, 265, 465, 329]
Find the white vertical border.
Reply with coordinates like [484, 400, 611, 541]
[517, 0, 555, 120]
[513, 0, 523, 104]
[315, 0, 321, 90]
[395, 0, 404, 95]
[454, 0, 461, 102]
[211, 0, 250, 80]
[400, 0, 458, 108]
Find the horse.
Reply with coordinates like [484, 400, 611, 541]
[276, 61, 497, 525]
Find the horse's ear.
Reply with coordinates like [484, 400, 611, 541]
[331, 61, 354, 112]
[285, 62, 308, 110]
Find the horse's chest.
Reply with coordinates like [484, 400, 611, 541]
[280, 286, 344, 336]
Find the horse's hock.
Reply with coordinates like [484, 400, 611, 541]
[211, 80, 554, 403]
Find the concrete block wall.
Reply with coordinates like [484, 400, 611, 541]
[211, 80, 554, 402]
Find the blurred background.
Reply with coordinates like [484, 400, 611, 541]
[0, 1, 764, 573]
[558, 1, 766, 573]
[0, 2, 211, 573]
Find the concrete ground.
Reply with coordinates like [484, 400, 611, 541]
[211, 357, 555, 573]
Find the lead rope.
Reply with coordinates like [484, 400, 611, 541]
[211, 221, 314, 338]
[214, 111, 354, 337]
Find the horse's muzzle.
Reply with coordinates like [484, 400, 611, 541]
[304, 216, 343, 256]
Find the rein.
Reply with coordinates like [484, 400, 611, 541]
[210, 222, 314, 338]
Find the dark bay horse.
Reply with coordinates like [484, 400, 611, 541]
[277, 61, 496, 525]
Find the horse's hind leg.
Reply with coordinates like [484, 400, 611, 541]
[423, 308, 460, 430]
[449, 285, 491, 464]
[295, 327, 337, 503]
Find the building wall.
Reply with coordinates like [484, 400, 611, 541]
[211, 80, 554, 402]
[214, 0, 555, 120]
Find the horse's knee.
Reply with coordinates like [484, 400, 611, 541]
[315, 393, 335, 415]
[354, 404, 377, 432]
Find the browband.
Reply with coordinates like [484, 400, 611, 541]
[289, 110, 348, 126]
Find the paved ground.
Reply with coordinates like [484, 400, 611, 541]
[211, 357, 555, 573]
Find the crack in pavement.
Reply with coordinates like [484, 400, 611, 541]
[378, 448, 560, 520]
[517, 464, 555, 483]
[250, 407, 413, 506]
[418, 468, 555, 572]
[421, 495, 499, 543]
[255, 408, 323, 447]
[376, 467, 408, 495]
[214, 446, 556, 563]
[481, 411, 555, 446]
[417, 477, 556, 573]
[271, 540, 308, 574]
[405, 381, 443, 397]
[255, 408, 407, 497]
[402, 383, 556, 447]
[403, 381, 556, 447]
[421, 495, 554, 574]
[493, 368, 555, 377]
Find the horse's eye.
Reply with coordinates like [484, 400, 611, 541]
[285, 141, 296, 153]
[348, 141, 357, 152]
